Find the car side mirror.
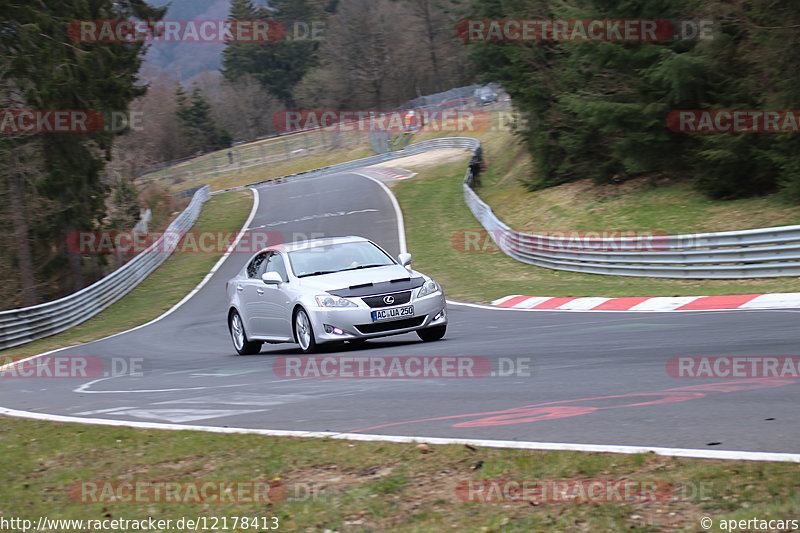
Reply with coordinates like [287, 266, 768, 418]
[398, 253, 413, 269]
[261, 272, 283, 285]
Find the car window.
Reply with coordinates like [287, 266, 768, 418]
[247, 252, 269, 278]
[288, 241, 395, 277]
[265, 253, 289, 282]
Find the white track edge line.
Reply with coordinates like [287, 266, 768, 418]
[0, 188, 260, 372]
[350, 171, 407, 255]
[0, 406, 796, 463]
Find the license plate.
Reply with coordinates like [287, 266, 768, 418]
[371, 305, 414, 322]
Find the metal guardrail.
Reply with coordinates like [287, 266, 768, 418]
[462, 146, 800, 279]
[0, 185, 211, 351]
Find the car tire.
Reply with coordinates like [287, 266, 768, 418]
[229, 310, 262, 355]
[294, 308, 317, 354]
[417, 325, 446, 342]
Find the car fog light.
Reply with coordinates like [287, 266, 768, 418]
[433, 309, 446, 320]
[324, 324, 346, 335]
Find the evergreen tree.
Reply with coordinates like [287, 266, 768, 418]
[175, 85, 232, 155]
[469, 0, 705, 189]
[466, 0, 800, 199]
[222, 0, 329, 106]
[0, 0, 165, 301]
[689, 0, 800, 199]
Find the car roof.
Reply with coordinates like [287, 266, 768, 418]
[260, 235, 368, 254]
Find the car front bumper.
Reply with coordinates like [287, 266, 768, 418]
[307, 292, 447, 343]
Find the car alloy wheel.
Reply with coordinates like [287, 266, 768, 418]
[231, 312, 245, 350]
[229, 310, 262, 355]
[294, 308, 317, 353]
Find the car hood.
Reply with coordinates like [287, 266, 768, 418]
[296, 265, 421, 293]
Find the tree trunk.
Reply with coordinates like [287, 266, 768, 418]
[65, 223, 85, 293]
[7, 171, 37, 306]
[420, 0, 442, 92]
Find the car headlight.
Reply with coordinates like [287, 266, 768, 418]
[417, 279, 440, 298]
[315, 295, 357, 307]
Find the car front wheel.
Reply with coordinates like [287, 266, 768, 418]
[229, 310, 262, 355]
[417, 325, 446, 342]
[294, 308, 317, 354]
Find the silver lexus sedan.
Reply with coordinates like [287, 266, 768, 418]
[225, 236, 447, 354]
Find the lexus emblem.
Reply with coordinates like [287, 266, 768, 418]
[383, 295, 395, 305]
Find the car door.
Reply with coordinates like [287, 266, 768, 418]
[259, 252, 293, 340]
[245, 252, 292, 340]
[241, 252, 269, 338]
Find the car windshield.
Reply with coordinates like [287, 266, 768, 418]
[288, 241, 395, 278]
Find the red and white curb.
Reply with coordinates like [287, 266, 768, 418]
[491, 293, 800, 311]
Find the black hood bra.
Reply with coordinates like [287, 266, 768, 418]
[327, 277, 425, 297]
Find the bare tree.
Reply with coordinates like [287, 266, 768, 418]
[0, 78, 40, 306]
[293, 0, 471, 110]
[293, 65, 355, 109]
[2, 147, 40, 307]
[320, 0, 412, 109]
[197, 72, 286, 142]
[403, 0, 470, 95]
[108, 75, 186, 179]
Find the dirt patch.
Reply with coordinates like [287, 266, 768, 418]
[369, 149, 471, 171]
[279, 453, 710, 531]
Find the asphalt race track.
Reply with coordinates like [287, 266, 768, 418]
[1, 171, 799, 459]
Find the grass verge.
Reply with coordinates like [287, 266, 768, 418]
[478, 146, 800, 235]
[0, 190, 253, 363]
[1, 416, 798, 532]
